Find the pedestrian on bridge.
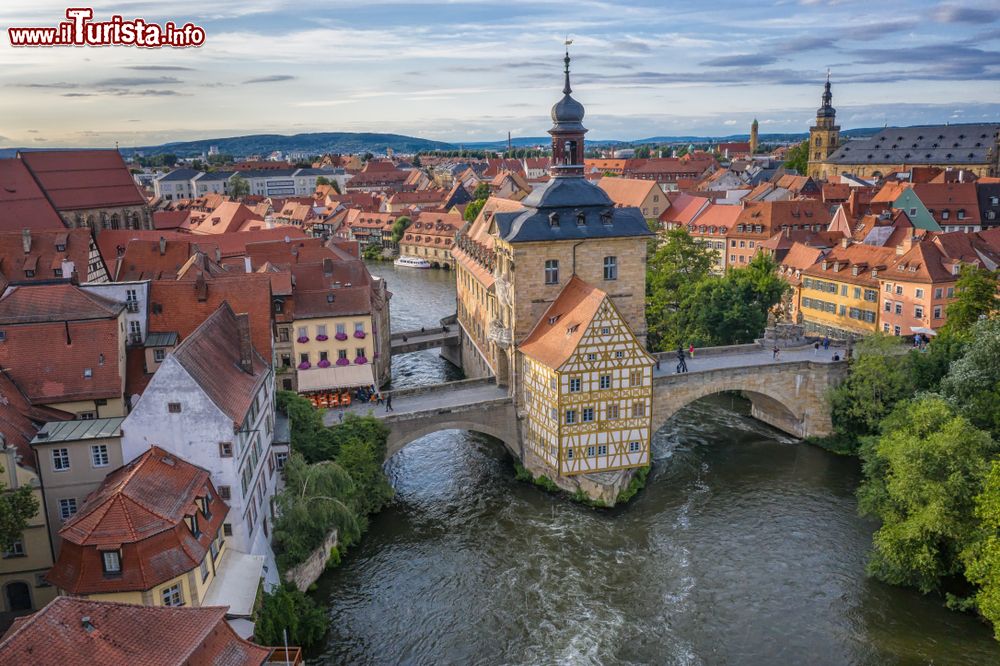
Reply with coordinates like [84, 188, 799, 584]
[772, 345, 780, 360]
[385, 394, 393, 412]
[376, 391, 385, 406]
[676, 346, 688, 373]
[814, 341, 820, 355]
[688, 343, 694, 358]
[822, 336, 830, 351]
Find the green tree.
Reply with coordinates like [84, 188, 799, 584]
[277, 390, 340, 463]
[412, 155, 422, 167]
[906, 326, 969, 392]
[940, 317, 1000, 439]
[463, 198, 486, 223]
[331, 415, 394, 532]
[858, 395, 997, 593]
[783, 140, 808, 175]
[229, 174, 250, 199]
[254, 584, 329, 649]
[391, 215, 411, 244]
[645, 228, 716, 348]
[362, 244, 382, 261]
[161, 153, 178, 167]
[962, 460, 1000, 639]
[945, 265, 999, 333]
[0, 466, 38, 551]
[272, 453, 359, 571]
[315, 175, 331, 187]
[362, 152, 374, 162]
[472, 182, 491, 201]
[827, 334, 911, 452]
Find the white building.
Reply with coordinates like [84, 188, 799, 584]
[120, 303, 279, 587]
[80, 280, 150, 346]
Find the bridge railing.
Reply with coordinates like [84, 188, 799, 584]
[385, 375, 497, 399]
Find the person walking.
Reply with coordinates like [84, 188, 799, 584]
[676, 346, 688, 373]
[822, 336, 830, 351]
[655, 357, 661, 372]
[385, 394, 393, 412]
[338, 410, 344, 423]
[814, 341, 820, 355]
[688, 343, 695, 359]
[376, 391, 384, 405]
[772, 345, 780, 360]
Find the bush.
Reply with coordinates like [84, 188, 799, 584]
[254, 584, 328, 649]
[616, 466, 650, 504]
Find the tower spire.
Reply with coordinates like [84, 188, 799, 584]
[563, 38, 573, 95]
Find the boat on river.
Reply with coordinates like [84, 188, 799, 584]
[394, 255, 432, 269]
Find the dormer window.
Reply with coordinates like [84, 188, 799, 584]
[548, 212, 560, 227]
[187, 513, 201, 539]
[548, 314, 561, 325]
[852, 266, 859, 276]
[102, 550, 121, 575]
[821, 261, 828, 270]
[600, 210, 613, 225]
[576, 212, 586, 226]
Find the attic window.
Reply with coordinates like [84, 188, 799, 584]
[56, 243, 66, 252]
[600, 210, 613, 225]
[576, 212, 586, 226]
[0, 331, 4, 341]
[548, 212, 560, 227]
[871, 270, 878, 278]
[566, 324, 579, 335]
[83, 368, 93, 378]
[327, 294, 335, 303]
[547, 314, 561, 325]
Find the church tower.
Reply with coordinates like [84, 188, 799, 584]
[807, 73, 840, 178]
[749, 118, 759, 155]
[548, 47, 587, 178]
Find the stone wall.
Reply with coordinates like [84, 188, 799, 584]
[284, 528, 339, 592]
[383, 397, 518, 461]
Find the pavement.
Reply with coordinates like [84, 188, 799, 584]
[323, 345, 844, 425]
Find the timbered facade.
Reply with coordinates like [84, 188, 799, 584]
[519, 276, 654, 475]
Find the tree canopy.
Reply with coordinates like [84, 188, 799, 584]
[391, 216, 411, 244]
[784, 140, 809, 175]
[0, 467, 38, 551]
[254, 584, 329, 649]
[945, 265, 999, 333]
[229, 174, 250, 199]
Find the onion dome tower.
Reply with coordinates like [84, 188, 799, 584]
[548, 47, 587, 178]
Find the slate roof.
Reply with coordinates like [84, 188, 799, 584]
[234, 168, 297, 178]
[194, 170, 236, 182]
[493, 177, 651, 243]
[825, 123, 1000, 166]
[18, 149, 147, 211]
[0, 597, 272, 665]
[157, 168, 199, 182]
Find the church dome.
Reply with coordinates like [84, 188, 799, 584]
[551, 93, 585, 126]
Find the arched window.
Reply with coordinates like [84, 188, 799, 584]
[815, 137, 822, 147]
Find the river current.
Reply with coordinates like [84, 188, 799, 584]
[312, 262, 1000, 665]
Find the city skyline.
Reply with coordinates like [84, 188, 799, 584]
[1, 0, 999, 148]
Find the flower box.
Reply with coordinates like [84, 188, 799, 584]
[316, 334, 329, 341]
[317, 359, 331, 368]
[297, 361, 311, 370]
[353, 330, 366, 339]
[354, 356, 368, 365]
[335, 332, 348, 341]
[335, 357, 350, 366]
[297, 336, 309, 343]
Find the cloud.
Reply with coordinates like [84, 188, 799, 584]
[931, 4, 998, 24]
[773, 36, 837, 54]
[700, 54, 778, 67]
[93, 76, 182, 87]
[15, 82, 79, 90]
[124, 65, 197, 71]
[242, 74, 297, 83]
[842, 20, 917, 40]
[26, 129, 38, 133]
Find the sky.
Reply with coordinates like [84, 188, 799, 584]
[0, 0, 998, 148]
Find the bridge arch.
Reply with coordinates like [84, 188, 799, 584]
[382, 399, 519, 461]
[651, 361, 841, 439]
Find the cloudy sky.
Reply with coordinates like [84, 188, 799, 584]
[1, 0, 998, 147]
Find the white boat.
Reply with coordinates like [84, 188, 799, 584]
[394, 256, 432, 269]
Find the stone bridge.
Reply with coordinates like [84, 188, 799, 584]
[326, 345, 848, 461]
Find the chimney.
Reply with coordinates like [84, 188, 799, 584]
[61, 259, 76, 279]
[21, 229, 30, 254]
[236, 313, 253, 374]
[70, 269, 79, 285]
[244, 256, 252, 273]
[195, 273, 208, 302]
[840, 237, 850, 249]
[158, 236, 166, 255]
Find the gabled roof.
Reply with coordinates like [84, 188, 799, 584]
[18, 149, 147, 211]
[597, 177, 659, 208]
[519, 276, 605, 370]
[660, 193, 710, 225]
[0, 283, 122, 325]
[0, 597, 272, 665]
[182, 201, 264, 235]
[825, 123, 1000, 166]
[168, 303, 269, 427]
[0, 228, 93, 287]
[0, 158, 66, 230]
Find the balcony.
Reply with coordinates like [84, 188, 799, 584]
[267, 647, 303, 665]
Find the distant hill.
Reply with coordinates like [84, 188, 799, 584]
[121, 132, 455, 158]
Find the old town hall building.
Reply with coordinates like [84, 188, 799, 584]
[453, 52, 654, 482]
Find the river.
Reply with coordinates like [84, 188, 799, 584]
[313, 261, 1000, 665]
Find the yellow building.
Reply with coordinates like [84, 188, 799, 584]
[46, 447, 229, 609]
[0, 441, 58, 621]
[797, 243, 895, 338]
[520, 277, 654, 475]
[807, 79, 999, 180]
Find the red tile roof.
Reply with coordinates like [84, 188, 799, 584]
[17, 150, 146, 211]
[0, 285, 124, 405]
[167, 302, 269, 427]
[0, 228, 93, 286]
[48, 446, 227, 595]
[0, 158, 66, 230]
[0, 372, 68, 471]
[182, 201, 265, 235]
[0, 597, 272, 665]
[519, 276, 606, 370]
[148, 274, 273, 361]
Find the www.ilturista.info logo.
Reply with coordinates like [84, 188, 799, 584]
[8, 8, 206, 48]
